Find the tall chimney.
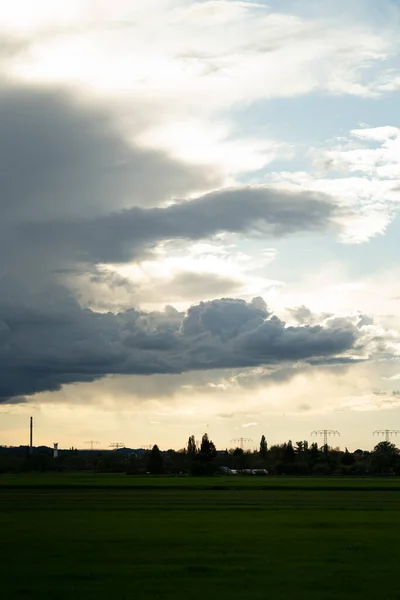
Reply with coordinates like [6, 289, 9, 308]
[29, 416, 33, 455]
[53, 443, 58, 459]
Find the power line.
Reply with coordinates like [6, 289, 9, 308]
[231, 437, 253, 450]
[84, 440, 99, 451]
[373, 430, 400, 443]
[311, 430, 340, 447]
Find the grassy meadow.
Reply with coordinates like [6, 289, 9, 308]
[1, 474, 400, 599]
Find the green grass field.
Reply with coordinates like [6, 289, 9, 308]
[1, 474, 400, 600]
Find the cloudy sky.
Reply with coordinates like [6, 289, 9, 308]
[1, 0, 400, 451]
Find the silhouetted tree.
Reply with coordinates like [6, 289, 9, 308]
[190, 433, 217, 474]
[342, 448, 355, 466]
[284, 440, 295, 463]
[126, 454, 140, 475]
[259, 435, 268, 458]
[147, 445, 164, 474]
[200, 433, 216, 459]
[308, 442, 320, 465]
[232, 447, 244, 470]
[187, 435, 197, 455]
[371, 441, 398, 474]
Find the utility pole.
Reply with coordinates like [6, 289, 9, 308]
[85, 440, 99, 451]
[311, 430, 340, 448]
[231, 437, 253, 450]
[29, 416, 33, 455]
[373, 430, 400, 443]
[109, 442, 125, 450]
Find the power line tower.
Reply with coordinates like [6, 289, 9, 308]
[109, 442, 125, 450]
[231, 437, 253, 450]
[373, 430, 400, 443]
[311, 430, 340, 447]
[85, 440, 99, 451]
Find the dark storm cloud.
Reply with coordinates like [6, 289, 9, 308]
[22, 186, 342, 267]
[0, 86, 217, 224]
[0, 84, 346, 281]
[0, 289, 362, 402]
[0, 83, 364, 405]
[0, 82, 222, 282]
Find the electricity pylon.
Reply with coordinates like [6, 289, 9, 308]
[84, 440, 99, 451]
[373, 430, 400, 443]
[311, 430, 340, 447]
[109, 442, 125, 450]
[231, 437, 253, 450]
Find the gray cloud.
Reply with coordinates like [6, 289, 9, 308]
[0, 287, 362, 403]
[162, 271, 242, 300]
[0, 83, 373, 407]
[83, 269, 243, 310]
[0, 84, 347, 286]
[0, 84, 221, 281]
[21, 185, 342, 270]
[0, 86, 217, 223]
[286, 305, 332, 326]
[373, 389, 400, 397]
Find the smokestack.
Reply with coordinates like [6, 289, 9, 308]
[53, 443, 58, 459]
[29, 416, 33, 455]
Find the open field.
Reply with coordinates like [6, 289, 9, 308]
[1, 475, 400, 599]
[3, 472, 400, 489]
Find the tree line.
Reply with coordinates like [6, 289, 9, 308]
[1, 434, 400, 476]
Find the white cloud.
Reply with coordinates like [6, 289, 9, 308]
[266, 171, 398, 243]
[351, 126, 400, 143]
[0, 0, 396, 183]
[4, 6, 390, 107]
[337, 393, 400, 413]
[269, 263, 400, 326]
[325, 126, 400, 180]
[72, 240, 281, 312]
[265, 125, 400, 243]
[136, 119, 292, 177]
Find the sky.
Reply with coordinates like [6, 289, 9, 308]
[1, 0, 400, 452]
